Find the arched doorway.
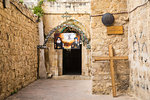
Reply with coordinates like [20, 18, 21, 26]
[61, 27, 82, 75]
[42, 19, 91, 76]
[43, 19, 90, 47]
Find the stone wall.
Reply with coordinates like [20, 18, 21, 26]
[23, 0, 38, 8]
[91, 0, 129, 95]
[0, 0, 39, 99]
[128, 0, 150, 100]
[43, 0, 90, 14]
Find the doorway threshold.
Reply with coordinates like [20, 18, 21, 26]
[51, 75, 91, 80]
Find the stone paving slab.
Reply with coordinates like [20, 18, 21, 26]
[5, 79, 135, 100]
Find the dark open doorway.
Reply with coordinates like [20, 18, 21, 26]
[63, 45, 82, 75]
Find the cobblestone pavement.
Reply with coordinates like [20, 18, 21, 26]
[6, 79, 135, 100]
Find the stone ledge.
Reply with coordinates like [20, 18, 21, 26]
[51, 75, 91, 80]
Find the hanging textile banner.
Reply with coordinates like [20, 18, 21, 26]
[54, 33, 80, 49]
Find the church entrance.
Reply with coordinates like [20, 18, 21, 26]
[63, 45, 82, 75]
[44, 20, 90, 77]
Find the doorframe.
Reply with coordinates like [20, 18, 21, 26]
[62, 44, 82, 75]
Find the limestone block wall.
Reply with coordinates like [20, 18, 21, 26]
[43, 0, 90, 14]
[91, 0, 129, 95]
[0, 0, 39, 99]
[128, 0, 150, 100]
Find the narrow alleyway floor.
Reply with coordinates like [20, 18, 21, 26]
[6, 80, 135, 100]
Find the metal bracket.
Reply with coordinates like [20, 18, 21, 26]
[37, 45, 48, 49]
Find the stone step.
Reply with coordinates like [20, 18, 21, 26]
[51, 75, 91, 80]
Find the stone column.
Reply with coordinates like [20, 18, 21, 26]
[55, 50, 59, 76]
[38, 18, 47, 78]
[58, 50, 63, 76]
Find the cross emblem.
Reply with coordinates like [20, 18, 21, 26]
[62, 11, 72, 21]
[93, 45, 128, 97]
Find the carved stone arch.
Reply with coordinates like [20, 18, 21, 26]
[61, 19, 88, 35]
[43, 19, 91, 49]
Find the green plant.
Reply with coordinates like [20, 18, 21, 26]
[33, 0, 56, 22]
[33, 0, 44, 22]
[19, 0, 24, 4]
[11, 90, 17, 95]
[33, 5, 44, 17]
[38, 0, 44, 6]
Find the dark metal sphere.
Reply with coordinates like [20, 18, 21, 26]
[102, 13, 114, 26]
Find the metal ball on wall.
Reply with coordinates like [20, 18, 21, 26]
[102, 13, 114, 26]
